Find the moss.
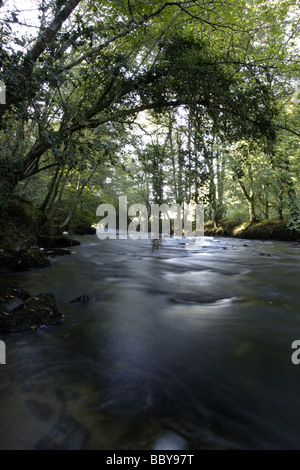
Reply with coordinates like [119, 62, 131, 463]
[0, 248, 51, 271]
[0, 280, 63, 333]
[0, 196, 80, 250]
[0, 292, 63, 333]
[37, 236, 80, 248]
[11, 249, 51, 270]
[204, 219, 241, 237]
[239, 220, 299, 241]
[204, 219, 300, 241]
[68, 213, 97, 236]
[0, 198, 39, 250]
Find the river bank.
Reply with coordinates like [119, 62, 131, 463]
[204, 219, 300, 242]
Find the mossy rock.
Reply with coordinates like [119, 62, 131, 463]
[11, 249, 51, 271]
[0, 291, 63, 333]
[241, 220, 300, 241]
[205, 219, 300, 242]
[204, 220, 240, 237]
[0, 280, 31, 305]
[37, 236, 81, 249]
[0, 198, 41, 251]
[0, 248, 51, 271]
[73, 225, 96, 236]
[45, 248, 72, 258]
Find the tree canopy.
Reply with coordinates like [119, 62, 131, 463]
[0, 0, 299, 236]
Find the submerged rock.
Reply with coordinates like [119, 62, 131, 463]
[35, 412, 90, 450]
[46, 248, 72, 258]
[70, 295, 90, 303]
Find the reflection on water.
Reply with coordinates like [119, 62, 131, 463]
[0, 236, 300, 449]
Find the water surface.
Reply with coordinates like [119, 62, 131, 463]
[0, 236, 300, 450]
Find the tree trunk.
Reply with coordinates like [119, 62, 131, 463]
[40, 167, 61, 213]
[277, 190, 284, 220]
[287, 183, 300, 222]
[59, 166, 98, 229]
[238, 180, 257, 223]
[265, 195, 269, 220]
[47, 167, 71, 224]
[249, 195, 257, 223]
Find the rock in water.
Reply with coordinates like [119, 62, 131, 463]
[37, 236, 80, 248]
[5, 297, 24, 313]
[0, 280, 31, 304]
[0, 249, 51, 271]
[35, 412, 90, 450]
[0, 291, 63, 333]
[153, 432, 188, 450]
[46, 249, 72, 258]
[70, 295, 90, 303]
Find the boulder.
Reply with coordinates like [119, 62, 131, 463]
[74, 225, 96, 236]
[37, 236, 81, 248]
[10, 249, 51, 271]
[0, 249, 51, 271]
[46, 248, 72, 258]
[70, 295, 90, 303]
[0, 291, 63, 333]
[0, 280, 31, 304]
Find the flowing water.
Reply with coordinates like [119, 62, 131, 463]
[0, 235, 300, 450]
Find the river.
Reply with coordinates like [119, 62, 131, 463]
[0, 235, 300, 450]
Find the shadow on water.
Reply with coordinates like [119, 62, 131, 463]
[0, 235, 300, 449]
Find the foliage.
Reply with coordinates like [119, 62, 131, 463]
[0, 0, 299, 236]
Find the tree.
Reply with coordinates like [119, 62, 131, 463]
[0, 0, 299, 234]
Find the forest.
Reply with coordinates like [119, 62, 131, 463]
[0, 0, 299, 250]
